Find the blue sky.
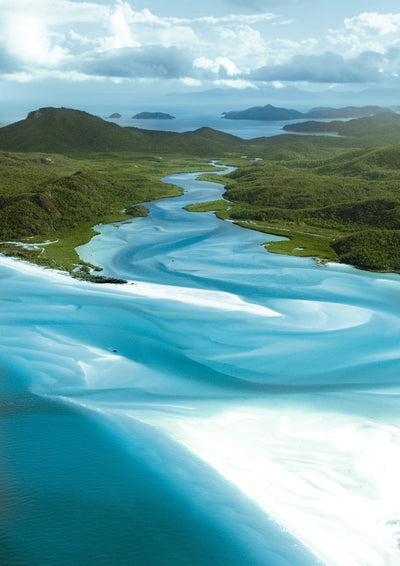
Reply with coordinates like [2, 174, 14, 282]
[1, 0, 400, 114]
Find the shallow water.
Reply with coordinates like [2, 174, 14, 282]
[1, 165, 400, 565]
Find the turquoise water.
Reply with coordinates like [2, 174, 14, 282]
[2, 165, 400, 565]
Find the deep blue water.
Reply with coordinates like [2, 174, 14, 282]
[1, 165, 400, 565]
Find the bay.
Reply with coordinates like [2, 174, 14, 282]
[105, 112, 314, 139]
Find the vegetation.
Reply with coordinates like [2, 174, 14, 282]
[124, 204, 149, 217]
[185, 200, 230, 213]
[186, 113, 400, 272]
[223, 104, 303, 121]
[222, 104, 389, 121]
[0, 107, 248, 157]
[0, 147, 221, 276]
[282, 112, 400, 146]
[2, 106, 400, 275]
[132, 112, 175, 120]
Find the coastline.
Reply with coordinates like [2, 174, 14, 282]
[1, 161, 400, 281]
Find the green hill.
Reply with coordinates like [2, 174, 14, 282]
[306, 105, 388, 119]
[0, 108, 144, 153]
[222, 104, 389, 121]
[312, 144, 400, 178]
[132, 112, 175, 120]
[197, 137, 400, 272]
[282, 112, 400, 146]
[222, 104, 303, 121]
[0, 107, 246, 156]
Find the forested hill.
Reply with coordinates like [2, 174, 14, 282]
[222, 104, 303, 121]
[282, 112, 400, 146]
[202, 139, 400, 272]
[222, 104, 389, 121]
[0, 107, 246, 156]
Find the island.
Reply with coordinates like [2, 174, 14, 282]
[222, 104, 389, 121]
[132, 112, 175, 120]
[222, 104, 302, 121]
[108, 112, 122, 119]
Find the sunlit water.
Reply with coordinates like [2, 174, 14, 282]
[2, 165, 400, 566]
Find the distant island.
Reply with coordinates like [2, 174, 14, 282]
[108, 112, 122, 119]
[222, 104, 390, 121]
[222, 104, 302, 121]
[132, 112, 175, 120]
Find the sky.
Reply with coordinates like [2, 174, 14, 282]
[1, 0, 400, 117]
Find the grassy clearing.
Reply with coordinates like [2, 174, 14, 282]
[236, 221, 338, 261]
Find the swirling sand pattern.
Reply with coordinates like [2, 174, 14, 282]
[1, 167, 400, 565]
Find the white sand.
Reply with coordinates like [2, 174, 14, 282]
[0, 255, 280, 317]
[132, 404, 400, 566]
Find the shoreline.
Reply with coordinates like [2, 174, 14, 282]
[2, 161, 400, 281]
[0, 254, 281, 317]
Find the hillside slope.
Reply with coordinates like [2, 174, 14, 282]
[222, 104, 389, 121]
[199, 142, 400, 272]
[0, 107, 246, 156]
[282, 112, 400, 146]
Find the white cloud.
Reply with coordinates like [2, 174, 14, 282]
[328, 12, 400, 58]
[3, 13, 69, 67]
[213, 78, 257, 89]
[181, 77, 202, 87]
[223, 0, 300, 11]
[190, 13, 276, 24]
[344, 12, 400, 36]
[1, 0, 400, 93]
[0, 0, 109, 25]
[158, 26, 199, 48]
[101, 1, 140, 50]
[194, 56, 240, 76]
[0, 0, 285, 84]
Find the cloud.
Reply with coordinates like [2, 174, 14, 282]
[194, 56, 240, 77]
[213, 78, 257, 89]
[1, 0, 399, 94]
[0, 43, 22, 73]
[328, 12, 400, 58]
[344, 12, 400, 36]
[223, 0, 304, 11]
[0, 0, 109, 25]
[189, 13, 276, 24]
[77, 45, 198, 79]
[77, 45, 247, 82]
[248, 51, 384, 83]
[103, 0, 140, 49]
[3, 15, 69, 68]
